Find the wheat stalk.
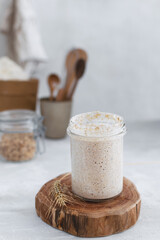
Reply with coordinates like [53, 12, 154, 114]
[46, 173, 83, 219]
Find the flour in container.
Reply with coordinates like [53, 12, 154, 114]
[0, 57, 29, 80]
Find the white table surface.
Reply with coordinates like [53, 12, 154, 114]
[0, 121, 160, 240]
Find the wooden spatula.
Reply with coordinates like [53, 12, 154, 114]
[56, 88, 65, 101]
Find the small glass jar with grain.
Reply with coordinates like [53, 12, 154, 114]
[67, 111, 126, 201]
[0, 110, 45, 162]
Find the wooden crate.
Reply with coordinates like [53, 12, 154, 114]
[0, 79, 39, 111]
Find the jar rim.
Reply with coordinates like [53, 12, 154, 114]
[0, 109, 40, 123]
[0, 109, 43, 133]
[67, 111, 127, 138]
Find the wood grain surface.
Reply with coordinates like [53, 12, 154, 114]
[0, 79, 38, 111]
[35, 173, 141, 238]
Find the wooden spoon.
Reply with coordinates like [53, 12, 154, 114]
[67, 59, 86, 100]
[48, 74, 60, 101]
[64, 49, 87, 99]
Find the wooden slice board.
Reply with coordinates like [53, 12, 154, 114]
[35, 173, 141, 238]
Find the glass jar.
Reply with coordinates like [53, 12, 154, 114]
[67, 111, 126, 201]
[0, 110, 45, 162]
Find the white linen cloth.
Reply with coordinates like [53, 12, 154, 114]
[0, 0, 47, 76]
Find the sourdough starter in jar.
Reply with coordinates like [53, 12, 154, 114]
[67, 111, 126, 201]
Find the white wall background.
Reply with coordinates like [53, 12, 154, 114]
[0, 0, 160, 121]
